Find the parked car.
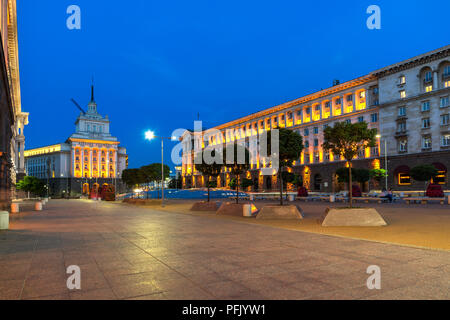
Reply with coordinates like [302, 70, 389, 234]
[426, 184, 444, 197]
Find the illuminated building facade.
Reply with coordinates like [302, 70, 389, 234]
[182, 74, 380, 193]
[24, 87, 128, 196]
[0, 0, 29, 210]
[182, 45, 450, 192]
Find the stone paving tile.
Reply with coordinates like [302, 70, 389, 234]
[1, 199, 449, 300]
[70, 288, 116, 300]
[111, 282, 162, 299]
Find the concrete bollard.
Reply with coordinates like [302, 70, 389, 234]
[243, 204, 252, 217]
[0, 211, 9, 230]
[330, 195, 335, 202]
[11, 203, 19, 213]
[288, 194, 295, 202]
[34, 202, 43, 211]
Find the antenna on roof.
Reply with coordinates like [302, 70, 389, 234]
[332, 79, 340, 86]
[70, 98, 86, 114]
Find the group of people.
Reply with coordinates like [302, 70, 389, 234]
[380, 187, 394, 202]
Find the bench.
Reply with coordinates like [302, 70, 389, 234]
[405, 197, 446, 205]
[353, 197, 389, 204]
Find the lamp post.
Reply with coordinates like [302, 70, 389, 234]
[144, 130, 176, 207]
[376, 134, 388, 190]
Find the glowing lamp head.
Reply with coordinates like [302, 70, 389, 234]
[145, 130, 155, 141]
[376, 134, 381, 139]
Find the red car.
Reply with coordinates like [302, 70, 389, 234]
[426, 184, 444, 197]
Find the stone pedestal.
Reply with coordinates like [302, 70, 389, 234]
[0, 211, 9, 229]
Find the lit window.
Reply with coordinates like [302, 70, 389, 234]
[400, 90, 406, 98]
[399, 76, 406, 84]
[425, 85, 433, 92]
[442, 135, 450, 147]
[422, 136, 432, 149]
[445, 80, 450, 88]
[399, 140, 407, 152]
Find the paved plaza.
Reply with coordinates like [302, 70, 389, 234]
[0, 199, 449, 300]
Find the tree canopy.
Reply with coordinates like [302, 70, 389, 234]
[410, 165, 438, 182]
[323, 121, 377, 207]
[266, 128, 304, 205]
[16, 176, 46, 197]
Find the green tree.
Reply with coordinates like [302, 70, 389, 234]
[223, 142, 250, 204]
[323, 121, 377, 207]
[228, 178, 237, 190]
[336, 168, 370, 184]
[369, 168, 387, 189]
[194, 150, 223, 202]
[266, 128, 304, 205]
[16, 176, 46, 197]
[410, 165, 438, 192]
[240, 178, 253, 190]
[122, 168, 143, 188]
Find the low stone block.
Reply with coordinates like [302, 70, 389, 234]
[216, 202, 247, 216]
[190, 201, 220, 211]
[321, 207, 387, 227]
[0, 211, 9, 230]
[256, 205, 303, 220]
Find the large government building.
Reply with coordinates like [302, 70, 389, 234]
[24, 87, 128, 196]
[181, 45, 450, 192]
[0, 0, 29, 210]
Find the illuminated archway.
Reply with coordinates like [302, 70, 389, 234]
[82, 183, 89, 194]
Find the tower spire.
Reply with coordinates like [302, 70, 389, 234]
[90, 76, 95, 102]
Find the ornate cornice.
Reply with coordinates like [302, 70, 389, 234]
[214, 74, 376, 130]
[372, 45, 450, 77]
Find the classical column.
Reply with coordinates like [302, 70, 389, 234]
[433, 70, 439, 90]
[106, 150, 110, 178]
[352, 93, 355, 112]
[114, 149, 118, 178]
[340, 97, 344, 115]
[71, 148, 75, 177]
[89, 149, 93, 178]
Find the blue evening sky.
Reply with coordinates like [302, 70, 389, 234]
[17, 0, 450, 169]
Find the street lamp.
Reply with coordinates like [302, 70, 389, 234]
[144, 130, 177, 207]
[376, 134, 388, 190]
